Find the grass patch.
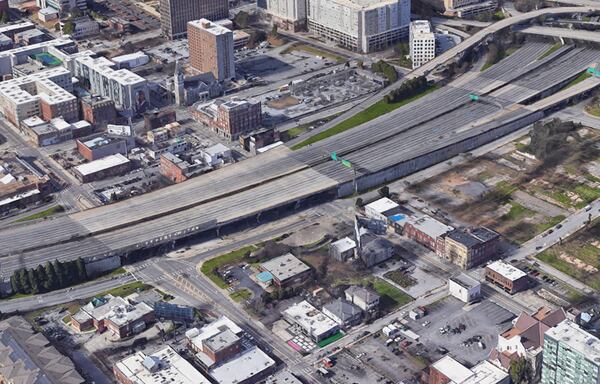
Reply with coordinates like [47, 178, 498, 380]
[585, 104, 600, 118]
[282, 43, 344, 63]
[292, 84, 440, 149]
[200, 245, 258, 288]
[536, 215, 566, 233]
[61, 315, 71, 324]
[564, 71, 592, 90]
[97, 281, 151, 298]
[538, 43, 561, 60]
[383, 269, 417, 288]
[317, 331, 344, 348]
[584, 173, 600, 183]
[371, 277, 413, 310]
[501, 202, 534, 221]
[15, 205, 64, 222]
[229, 288, 252, 303]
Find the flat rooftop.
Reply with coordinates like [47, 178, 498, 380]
[431, 356, 473, 383]
[209, 347, 275, 384]
[74, 154, 130, 176]
[188, 18, 232, 36]
[545, 320, 600, 364]
[115, 346, 212, 384]
[407, 215, 454, 238]
[365, 197, 400, 215]
[486, 260, 527, 281]
[185, 316, 243, 351]
[282, 300, 339, 338]
[463, 360, 509, 384]
[331, 237, 356, 253]
[450, 273, 480, 289]
[260, 253, 310, 282]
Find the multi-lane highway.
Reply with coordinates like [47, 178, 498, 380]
[1, 5, 600, 279]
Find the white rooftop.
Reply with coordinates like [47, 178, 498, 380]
[486, 260, 527, 282]
[203, 143, 230, 156]
[431, 356, 474, 383]
[77, 294, 153, 327]
[407, 215, 454, 238]
[462, 360, 509, 384]
[331, 237, 357, 253]
[115, 346, 212, 384]
[209, 347, 275, 384]
[282, 300, 339, 338]
[188, 18, 232, 36]
[0, 22, 34, 34]
[450, 273, 480, 289]
[365, 197, 399, 214]
[185, 316, 243, 351]
[74, 153, 129, 176]
[332, 0, 405, 11]
[260, 253, 310, 283]
[545, 319, 600, 365]
[411, 20, 433, 34]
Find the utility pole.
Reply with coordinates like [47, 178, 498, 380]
[331, 151, 358, 195]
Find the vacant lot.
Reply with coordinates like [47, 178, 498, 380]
[537, 219, 600, 290]
[410, 124, 600, 244]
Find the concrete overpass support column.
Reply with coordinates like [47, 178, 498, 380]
[256, 212, 262, 224]
[295, 199, 303, 210]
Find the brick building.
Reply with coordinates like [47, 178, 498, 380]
[80, 95, 117, 128]
[443, 227, 499, 269]
[485, 260, 529, 294]
[191, 97, 261, 140]
[76, 131, 135, 161]
[404, 215, 453, 255]
[188, 18, 235, 81]
[144, 109, 177, 131]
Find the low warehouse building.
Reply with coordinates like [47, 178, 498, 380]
[404, 215, 453, 254]
[448, 273, 481, 303]
[73, 153, 131, 182]
[259, 253, 312, 289]
[485, 260, 528, 294]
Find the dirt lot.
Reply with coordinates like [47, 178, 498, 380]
[410, 124, 600, 244]
[267, 95, 301, 109]
[537, 219, 600, 291]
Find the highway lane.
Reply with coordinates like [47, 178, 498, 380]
[518, 25, 600, 43]
[1, 39, 599, 275]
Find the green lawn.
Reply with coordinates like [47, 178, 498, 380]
[282, 43, 345, 63]
[292, 85, 440, 149]
[15, 205, 64, 222]
[282, 113, 342, 141]
[536, 215, 566, 233]
[564, 71, 592, 90]
[586, 104, 600, 118]
[97, 281, 151, 298]
[537, 251, 600, 291]
[538, 43, 561, 60]
[200, 245, 258, 288]
[371, 277, 413, 310]
[229, 288, 252, 302]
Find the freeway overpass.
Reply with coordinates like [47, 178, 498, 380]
[1, 12, 600, 280]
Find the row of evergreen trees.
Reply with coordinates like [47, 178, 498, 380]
[383, 76, 429, 104]
[10, 258, 88, 295]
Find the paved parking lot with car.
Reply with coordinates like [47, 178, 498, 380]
[403, 296, 515, 365]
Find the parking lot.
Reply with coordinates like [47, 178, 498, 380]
[403, 297, 515, 366]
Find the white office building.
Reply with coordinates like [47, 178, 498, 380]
[73, 55, 149, 113]
[266, 0, 306, 31]
[410, 20, 435, 69]
[307, 0, 410, 53]
[36, 0, 86, 13]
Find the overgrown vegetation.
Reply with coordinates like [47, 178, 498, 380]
[282, 43, 344, 63]
[371, 60, 398, 83]
[538, 43, 561, 60]
[481, 44, 518, 71]
[528, 118, 580, 161]
[586, 96, 600, 117]
[384, 76, 428, 104]
[383, 269, 417, 288]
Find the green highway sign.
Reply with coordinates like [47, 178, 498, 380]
[342, 159, 352, 168]
[331, 152, 338, 161]
[469, 94, 480, 102]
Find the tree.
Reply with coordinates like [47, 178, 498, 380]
[271, 24, 278, 37]
[509, 357, 532, 384]
[76, 257, 87, 281]
[378, 186, 390, 198]
[70, 7, 82, 18]
[355, 197, 363, 208]
[27, 269, 39, 294]
[35, 265, 48, 292]
[53, 259, 66, 288]
[10, 273, 22, 294]
[62, 21, 75, 35]
[44, 261, 58, 291]
[18, 268, 31, 294]
[233, 11, 250, 28]
[0, 12, 9, 24]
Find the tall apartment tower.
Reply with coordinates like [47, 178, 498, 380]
[160, 0, 228, 39]
[410, 20, 436, 69]
[541, 320, 600, 384]
[187, 19, 235, 82]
